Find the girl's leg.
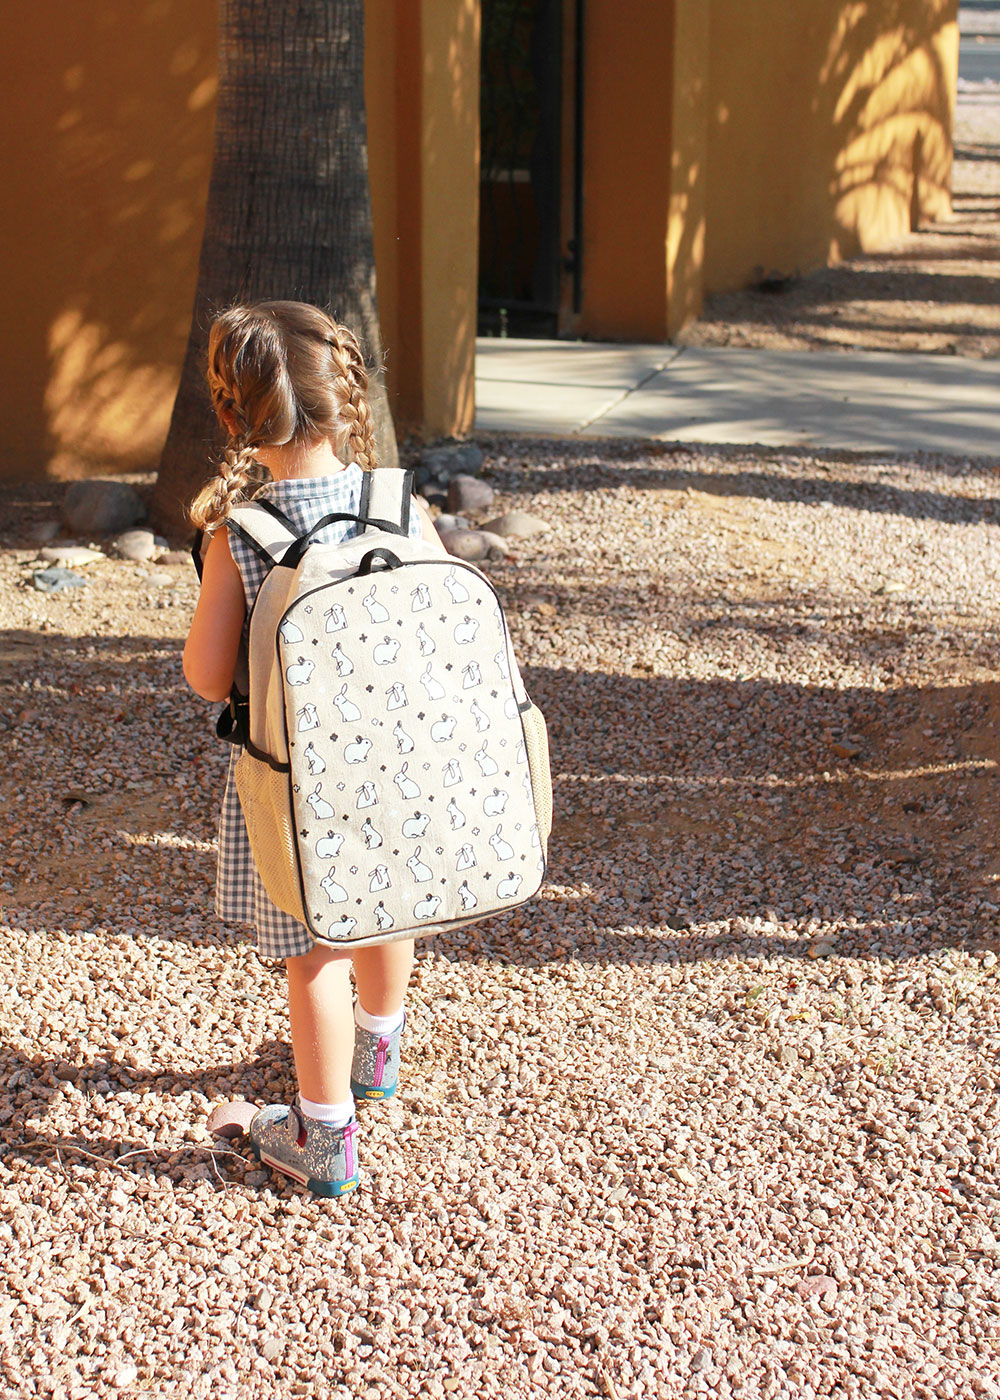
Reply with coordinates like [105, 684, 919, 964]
[285, 943, 354, 1104]
[352, 938, 415, 1018]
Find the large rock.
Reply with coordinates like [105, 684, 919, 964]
[439, 528, 509, 562]
[110, 528, 159, 562]
[447, 475, 495, 514]
[416, 441, 485, 487]
[38, 544, 104, 566]
[434, 513, 472, 534]
[32, 567, 89, 593]
[479, 510, 550, 539]
[61, 480, 146, 535]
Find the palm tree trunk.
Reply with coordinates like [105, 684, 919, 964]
[152, 0, 397, 531]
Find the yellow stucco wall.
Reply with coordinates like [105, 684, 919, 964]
[0, 1, 477, 484]
[0, 1, 960, 481]
[0, 2, 217, 482]
[703, 0, 959, 293]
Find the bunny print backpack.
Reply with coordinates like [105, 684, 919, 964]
[224, 468, 552, 948]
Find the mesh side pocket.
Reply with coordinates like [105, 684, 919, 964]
[520, 702, 553, 854]
[234, 753, 305, 923]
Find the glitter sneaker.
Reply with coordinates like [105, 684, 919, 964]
[350, 1015, 405, 1101]
[249, 1103, 360, 1197]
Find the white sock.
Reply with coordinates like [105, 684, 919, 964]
[354, 1003, 405, 1036]
[297, 1094, 355, 1128]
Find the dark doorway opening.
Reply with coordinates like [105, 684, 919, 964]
[478, 0, 583, 338]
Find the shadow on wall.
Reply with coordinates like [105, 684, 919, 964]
[0, 2, 217, 483]
[705, 0, 958, 292]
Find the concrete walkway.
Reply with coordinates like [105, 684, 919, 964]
[475, 339, 1000, 456]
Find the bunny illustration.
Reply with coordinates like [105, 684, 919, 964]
[286, 657, 315, 687]
[430, 714, 457, 744]
[374, 902, 394, 932]
[393, 763, 421, 800]
[332, 643, 353, 677]
[482, 788, 509, 817]
[332, 684, 361, 722]
[504, 696, 518, 720]
[443, 568, 470, 604]
[516, 737, 527, 764]
[385, 682, 408, 712]
[446, 798, 466, 831]
[363, 587, 390, 623]
[442, 758, 462, 787]
[402, 811, 430, 839]
[494, 650, 510, 681]
[416, 623, 435, 657]
[406, 847, 433, 882]
[410, 582, 431, 612]
[393, 720, 414, 754]
[522, 771, 533, 797]
[296, 703, 320, 732]
[306, 784, 335, 819]
[373, 636, 401, 666]
[458, 881, 478, 912]
[369, 864, 391, 893]
[453, 616, 479, 646]
[324, 602, 347, 633]
[530, 822, 541, 849]
[361, 816, 383, 849]
[455, 843, 477, 872]
[279, 618, 304, 645]
[470, 700, 490, 733]
[344, 735, 372, 764]
[316, 831, 344, 860]
[303, 742, 326, 776]
[489, 826, 514, 861]
[474, 742, 498, 777]
[328, 914, 357, 940]
[462, 661, 482, 689]
[419, 664, 446, 700]
[355, 781, 378, 809]
[497, 872, 523, 900]
[320, 870, 348, 903]
[413, 894, 441, 920]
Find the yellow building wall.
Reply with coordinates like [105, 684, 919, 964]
[0, 1, 217, 483]
[0, 1, 478, 485]
[703, 0, 959, 293]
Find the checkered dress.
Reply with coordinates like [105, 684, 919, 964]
[215, 467, 423, 959]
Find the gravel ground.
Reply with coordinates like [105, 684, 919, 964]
[682, 44, 1000, 359]
[2, 440, 1000, 1399]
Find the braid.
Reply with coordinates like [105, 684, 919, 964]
[189, 441, 266, 532]
[328, 331, 378, 471]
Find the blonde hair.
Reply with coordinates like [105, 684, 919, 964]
[189, 301, 378, 531]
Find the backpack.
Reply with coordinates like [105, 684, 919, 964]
[220, 468, 552, 947]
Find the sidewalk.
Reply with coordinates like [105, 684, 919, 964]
[475, 339, 1000, 456]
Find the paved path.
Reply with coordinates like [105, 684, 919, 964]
[475, 12, 1000, 458]
[475, 340, 1000, 456]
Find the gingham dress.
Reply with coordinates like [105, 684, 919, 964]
[215, 467, 423, 959]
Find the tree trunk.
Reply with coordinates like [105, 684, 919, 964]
[152, 0, 397, 532]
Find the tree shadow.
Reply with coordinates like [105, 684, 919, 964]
[478, 437, 1000, 525]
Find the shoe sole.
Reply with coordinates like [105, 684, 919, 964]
[252, 1145, 359, 1197]
[351, 1080, 397, 1101]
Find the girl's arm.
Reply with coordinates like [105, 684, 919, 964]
[183, 530, 246, 702]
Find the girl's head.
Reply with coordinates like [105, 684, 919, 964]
[190, 301, 377, 530]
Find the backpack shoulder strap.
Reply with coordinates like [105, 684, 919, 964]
[225, 501, 299, 568]
[359, 468, 414, 537]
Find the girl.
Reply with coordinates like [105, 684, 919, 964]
[183, 301, 444, 1196]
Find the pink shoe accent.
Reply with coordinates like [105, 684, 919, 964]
[373, 1036, 390, 1087]
[343, 1122, 358, 1178]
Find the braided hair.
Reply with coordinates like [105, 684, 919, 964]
[189, 301, 379, 531]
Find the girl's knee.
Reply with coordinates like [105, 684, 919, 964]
[287, 942, 353, 978]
